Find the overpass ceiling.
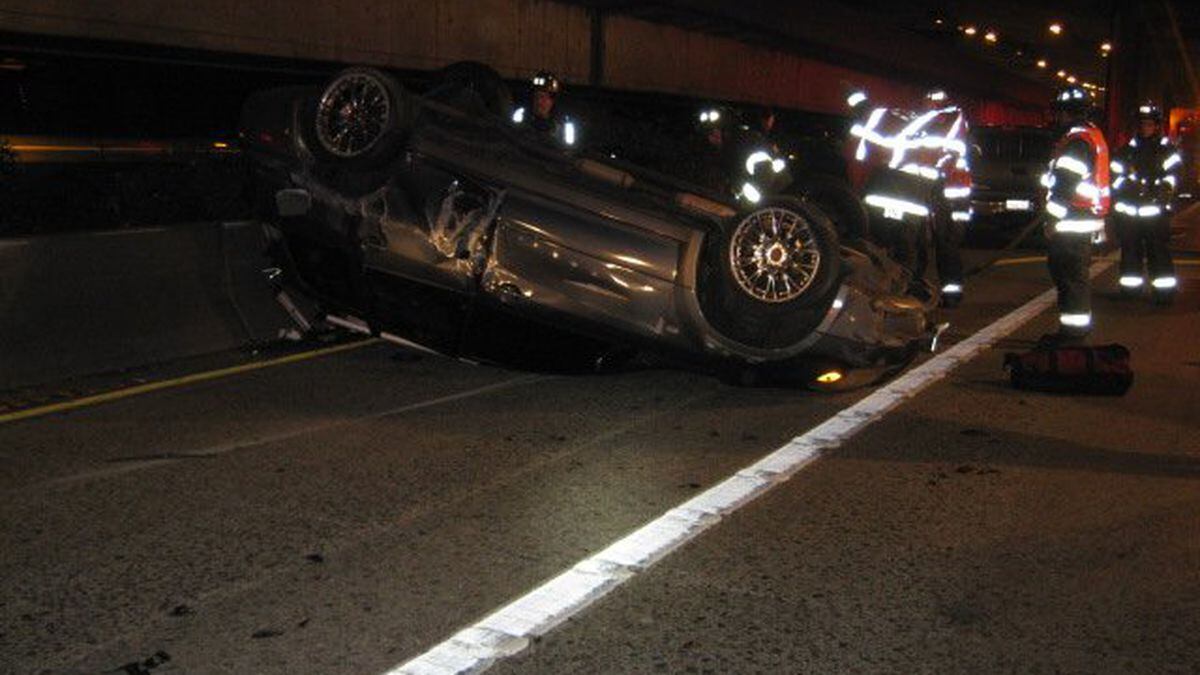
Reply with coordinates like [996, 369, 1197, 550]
[570, 1, 1199, 102]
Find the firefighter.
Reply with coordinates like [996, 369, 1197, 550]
[847, 89, 929, 289]
[1111, 103, 1180, 304]
[695, 105, 789, 204]
[511, 71, 578, 148]
[847, 88, 970, 302]
[1040, 85, 1112, 341]
[923, 89, 972, 307]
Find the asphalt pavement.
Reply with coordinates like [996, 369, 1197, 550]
[1, 250, 1197, 675]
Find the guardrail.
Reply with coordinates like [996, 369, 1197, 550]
[0, 221, 291, 390]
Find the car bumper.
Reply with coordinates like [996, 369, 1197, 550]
[971, 195, 1038, 216]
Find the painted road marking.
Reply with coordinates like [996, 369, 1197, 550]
[33, 373, 550, 490]
[389, 260, 1115, 675]
[993, 257, 1200, 268]
[0, 340, 380, 426]
[992, 255, 1047, 266]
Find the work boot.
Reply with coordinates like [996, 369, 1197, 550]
[1037, 330, 1088, 348]
[940, 292, 963, 308]
[1152, 291, 1175, 307]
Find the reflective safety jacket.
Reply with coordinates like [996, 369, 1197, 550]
[1111, 134, 1181, 219]
[691, 126, 790, 203]
[511, 106, 578, 148]
[849, 99, 972, 223]
[1042, 124, 1111, 234]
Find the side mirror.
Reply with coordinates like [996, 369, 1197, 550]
[275, 188, 311, 218]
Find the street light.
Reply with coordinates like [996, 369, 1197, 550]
[1049, 22, 1063, 35]
[964, 25, 978, 36]
[1057, 70, 1067, 78]
[1100, 42, 1113, 56]
[1037, 59, 1048, 68]
[984, 30, 998, 43]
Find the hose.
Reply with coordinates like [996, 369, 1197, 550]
[964, 214, 1046, 277]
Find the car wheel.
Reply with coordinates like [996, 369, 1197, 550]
[432, 61, 513, 118]
[310, 67, 410, 168]
[700, 198, 842, 350]
[792, 172, 869, 240]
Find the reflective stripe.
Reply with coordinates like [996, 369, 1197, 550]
[1055, 155, 1091, 177]
[943, 186, 971, 199]
[942, 283, 963, 294]
[1152, 276, 1177, 289]
[1040, 172, 1056, 188]
[1160, 136, 1170, 146]
[1110, 160, 1125, 174]
[771, 158, 786, 173]
[563, 121, 576, 146]
[1113, 176, 1126, 189]
[1119, 276, 1144, 288]
[846, 91, 867, 108]
[1075, 181, 1100, 200]
[951, 210, 971, 222]
[511, 107, 526, 124]
[852, 107, 966, 169]
[1045, 200, 1068, 219]
[899, 163, 939, 180]
[1060, 313, 1092, 328]
[888, 109, 943, 168]
[745, 151, 773, 175]
[863, 194, 930, 217]
[1164, 175, 1177, 188]
[1163, 153, 1182, 170]
[740, 182, 762, 203]
[1115, 202, 1162, 218]
[851, 107, 887, 162]
[1054, 218, 1104, 233]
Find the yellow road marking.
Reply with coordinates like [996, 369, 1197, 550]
[0, 339, 380, 426]
[992, 255, 1047, 266]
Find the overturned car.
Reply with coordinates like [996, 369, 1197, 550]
[239, 64, 936, 388]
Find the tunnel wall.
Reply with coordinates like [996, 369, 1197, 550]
[0, 0, 1039, 121]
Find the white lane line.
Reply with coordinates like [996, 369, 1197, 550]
[389, 260, 1113, 675]
[29, 374, 549, 491]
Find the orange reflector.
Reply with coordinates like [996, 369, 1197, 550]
[816, 371, 843, 384]
[213, 141, 230, 149]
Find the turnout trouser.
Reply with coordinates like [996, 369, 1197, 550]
[879, 218, 930, 290]
[1047, 230, 1093, 335]
[1116, 214, 1175, 294]
[932, 211, 965, 295]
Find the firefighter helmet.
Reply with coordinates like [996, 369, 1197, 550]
[1135, 102, 1163, 123]
[697, 105, 733, 129]
[531, 71, 562, 95]
[1053, 86, 1095, 114]
[924, 88, 951, 106]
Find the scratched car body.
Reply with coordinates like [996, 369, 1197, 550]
[239, 63, 934, 387]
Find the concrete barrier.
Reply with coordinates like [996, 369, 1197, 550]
[0, 221, 292, 390]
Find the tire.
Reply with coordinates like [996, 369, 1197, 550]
[309, 67, 410, 168]
[432, 61, 512, 118]
[698, 197, 842, 350]
[791, 172, 869, 240]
